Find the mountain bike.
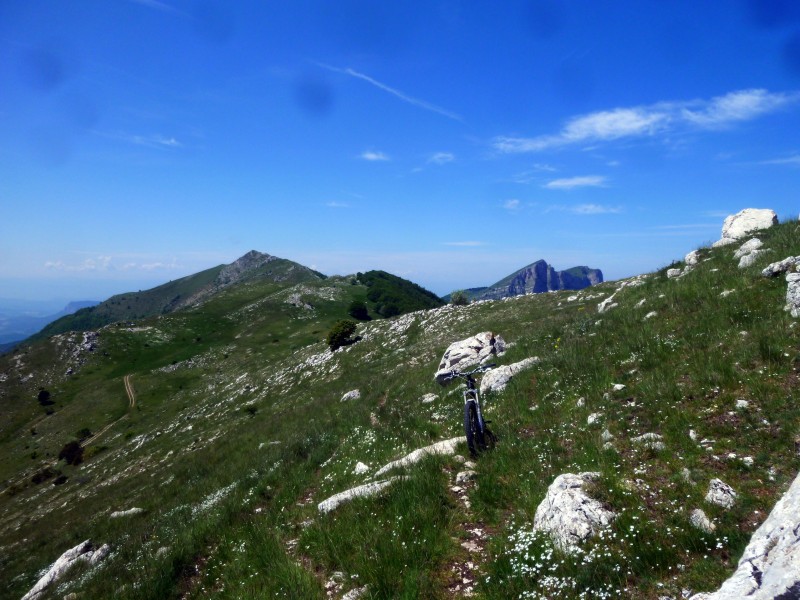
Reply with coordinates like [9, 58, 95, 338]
[440, 364, 497, 457]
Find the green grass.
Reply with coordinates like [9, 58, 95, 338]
[2, 221, 800, 599]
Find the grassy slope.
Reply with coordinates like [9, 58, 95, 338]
[1, 222, 800, 599]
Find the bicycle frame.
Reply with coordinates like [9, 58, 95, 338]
[463, 373, 487, 435]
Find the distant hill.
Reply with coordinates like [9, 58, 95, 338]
[357, 270, 446, 317]
[33, 251, 324, 340]
[0, 300, 99, 348]
[453, 260, 602, 301]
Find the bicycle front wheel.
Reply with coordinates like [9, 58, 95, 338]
[464, 401, 485, 457]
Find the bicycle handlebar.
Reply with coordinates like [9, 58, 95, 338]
[440, 363, 496, 382]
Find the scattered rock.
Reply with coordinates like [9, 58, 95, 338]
[689, 470, 800, 599]
[645, 311, 658, 320]
[587, 413, 602, 426]
[667, 268, 683, 279]
[479, 357, 540, 394]
[690, 508, 716, 533]
[632, 432, 666, 451]
[533, 472, 616, 553]
[612, 383, 626, 392]
[374, 437, 466, 477]
[110, 507, 144, 518]
[735, 399, 750, 410]
[21, 540, 110, 600]
[341, 586, 369, 600]
[353, 462, 370, 475]
[685, 250, 701, 266]
[340, 389, 361, 402]
[601, 429, 614, 442]
[318, 477, 403, 514]
[786, 273, 800, 317]
[456, 470, 477, 485]
[712, 208, 778, 247]
[762, 256, 800, 277]
[705, 478, 737, 509]
[733, 238, 764, 259]
[420, 393, 437, 404]
[739, 250, 768, 269]
[434, 332, 506, 384]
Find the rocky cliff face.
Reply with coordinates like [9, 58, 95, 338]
[478, 260, 602, 300]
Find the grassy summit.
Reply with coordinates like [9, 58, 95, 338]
[2, 221, 800, 599]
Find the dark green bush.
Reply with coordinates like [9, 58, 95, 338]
[58, 440, 84, 465]
[327, 320, 357, 351]
[450, 290, 469, 306]
[348, 299, 370, 320]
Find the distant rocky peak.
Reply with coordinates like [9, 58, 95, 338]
[478, 259, 603, 300]
[216, 251, 278, 286]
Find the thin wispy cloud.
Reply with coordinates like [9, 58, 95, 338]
[428, 152, 455, 164]
[318, 63, 463, 122]
[326, 201, 350, 208]
[494, 88, 800, 153]
[504, 199, 521, 211]
[544, 175, 607, 190]
[126, 0, 186, 16]
[360, 150, 390, 161]
[759, 154, 800, 167]
[45, 254, 182, 272]
[547, 203, 623, 215]
[95, 130, 183, 149]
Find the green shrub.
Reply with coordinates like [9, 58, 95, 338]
[348, 299, 370, 320]
[450, 290, 469, 306]
[326, 320, 357, 351]
[58, 440, 84, 465]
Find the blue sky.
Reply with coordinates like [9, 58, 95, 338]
[2, 0, 800, 301]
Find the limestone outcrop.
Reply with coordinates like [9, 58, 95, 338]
[434, 332, 506, 384]
[712, 209, 778, 247]
[689, 471, 800, 599]
[533, 472, 615, 552]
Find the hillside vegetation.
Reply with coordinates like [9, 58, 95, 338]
[2, 221, 800, 599]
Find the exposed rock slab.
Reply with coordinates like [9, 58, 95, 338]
[705, 478, 737, 509]
[434, 332, 506, 384]
[374, 437, 466, 477]
[317, 477, 403, 514]
[713, 209, 778, 247]
[479, 357, 540, 394]
[533, 472, 615, 553]
[22, 540, 110, 600]
[689, 471, 800, 599]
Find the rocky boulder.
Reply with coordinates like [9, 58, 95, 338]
[434, 332, 506, 384]
[533, 472, 615, 553]
[712, 209, 778, 247]
[689, 470, 800, 599]
[479, 357, 540, 394]
[22, 540, 110, 600]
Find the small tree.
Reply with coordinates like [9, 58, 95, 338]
[450, 290, 469, 306]
[348, 299, 370, 321]
[327, 319, 357, 351]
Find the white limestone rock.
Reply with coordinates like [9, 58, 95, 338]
[533, 472, 615, 553]
[420, 393, 437, 404]
[318, 477, 403, 513]
[479, 357, 540, 394]
[690, 508, 716, 533]
[632, 432, 666, 451]
[374, 437, 466, 477]
[667, 268, 683, 279]
[762, 256, 800, 277]
[110, 507, 144, 518]
[353, 461, 370, 475]
[712, 209, 778, 247]
[739, 250, 768, 269]
[734, 238, 764, 259]
[689, 470, 800, 599]
[786, 273, 800, 318]
[685, 250, 701, 266]
[705, 478, 737, 509]
[22, 540, 111, 600]
[434, 332, 506, 384]
[340, 389, 361, 402]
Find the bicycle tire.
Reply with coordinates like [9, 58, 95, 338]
[464, 401, 485, 457]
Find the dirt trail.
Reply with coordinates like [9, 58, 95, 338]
[80, 375, 135, 448]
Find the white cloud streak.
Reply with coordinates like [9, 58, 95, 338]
[319, 64, 463, 122]
[494, 88, 800, 153]
[360, 150, 390, 161]
[544, 175, 607, 190]
[759, 154, 800, 167]
[546, 204, 623, 215]
[428, 152, 455, 164]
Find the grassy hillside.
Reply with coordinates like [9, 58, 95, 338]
[33, 254, 323, 341]
[2, 221, 800, 599]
